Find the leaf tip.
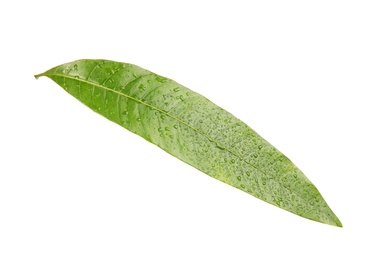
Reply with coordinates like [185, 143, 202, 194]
[335, 218, 343, 228]
[327, 211, 343, 228]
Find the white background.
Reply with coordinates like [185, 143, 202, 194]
[1, 0, 369, 259]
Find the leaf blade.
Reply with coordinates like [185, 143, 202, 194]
[35, 59, 342, 227]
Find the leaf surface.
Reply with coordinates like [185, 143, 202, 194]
[35, 59, 342, 227]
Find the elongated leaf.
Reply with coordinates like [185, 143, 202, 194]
[35, 59, 342, 227]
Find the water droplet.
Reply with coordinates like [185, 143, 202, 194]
[160, 115, 165, 120]
[138, 84, 146, 92]
[180, 95, 185, 101]
[164, 102, 169, 106]
[73, 64, 78, 71]
[156, 76, 166, 83]
[240, 184, 245, 189]
[262, 181, 266, 185]
[158, 127, 163, 132]
[258, 145, 263, 150]
[231, 159, 235, 164]
[246, 171, 250, 177]
[186, 92, 190, 96]
[165, 127, 170, 131]
[136, 118, 141, 122]
[74, 76, 80, 79]
[173, 87, 180, 92]
[237, 176, 241, 181]
[253, 153, 258, 158]
[293, 174, 297, 178]
[173, 125, 178, 129]
[216, 145, 225, 150]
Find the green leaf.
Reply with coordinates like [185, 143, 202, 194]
[35, 59, 342, 227]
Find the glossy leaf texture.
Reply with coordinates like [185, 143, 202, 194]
[35, 59, 342, 227]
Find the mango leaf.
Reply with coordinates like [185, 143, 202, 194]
[35, 59, 342, 227]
